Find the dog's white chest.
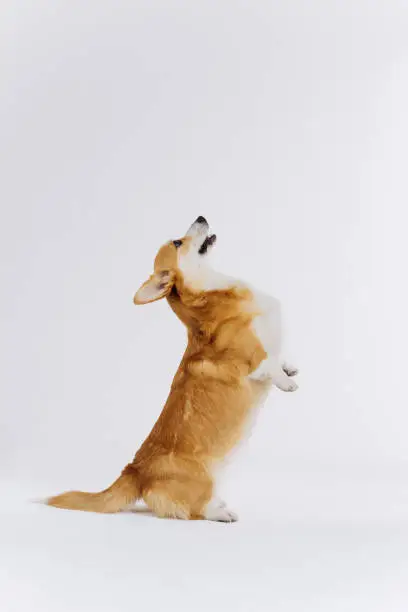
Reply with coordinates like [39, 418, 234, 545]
[190, 268, 284, 379]
[250, 289, 282, 354]
[247, 289, 283, 380]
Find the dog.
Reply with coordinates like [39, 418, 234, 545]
[46, 216, 298, 522]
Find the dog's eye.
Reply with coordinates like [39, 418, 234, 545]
[173, 240, 182, 248]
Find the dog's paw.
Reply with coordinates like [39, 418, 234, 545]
[204, 500, 239, 523]
[211, 507, 239, 523]
[276, 378, 299, 392]
[282, 362, 299, 377]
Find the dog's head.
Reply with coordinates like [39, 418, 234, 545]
[133, 216, 217, 306]
[133, 217, 265, 369]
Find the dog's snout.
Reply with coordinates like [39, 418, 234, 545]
[195, 216, 207, 225]
[186, 215, 210, 239]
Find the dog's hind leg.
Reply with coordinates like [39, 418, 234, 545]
[143, 476, 213, 521]
[142, 457, 214, 521]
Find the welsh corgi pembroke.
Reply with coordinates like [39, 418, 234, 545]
[46, 216, 298, 522]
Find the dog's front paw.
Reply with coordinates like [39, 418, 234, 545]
[282, 362, 299, 377]
[275, 377, 299, 392]
[283, 380, 298, 392]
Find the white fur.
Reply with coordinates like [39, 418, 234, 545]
[204, 497, 238, 522]
[247, 288, 298, 391]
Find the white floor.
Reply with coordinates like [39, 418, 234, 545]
[1, 467, 408, 612]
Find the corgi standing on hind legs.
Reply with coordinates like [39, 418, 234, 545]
[46, 216, 298, 522]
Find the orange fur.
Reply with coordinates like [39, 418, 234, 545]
[46, 232, 269, 520]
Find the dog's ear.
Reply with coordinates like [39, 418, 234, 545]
[133, 270, 175, 305]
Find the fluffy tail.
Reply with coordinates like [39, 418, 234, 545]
[45, 467, 140, 514]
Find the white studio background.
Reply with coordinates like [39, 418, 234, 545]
[1, 2, 408, 612]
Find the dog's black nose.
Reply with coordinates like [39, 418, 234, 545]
[195, 215, 207, 225]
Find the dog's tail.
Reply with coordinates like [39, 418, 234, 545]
[45, 466, 140, 514]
